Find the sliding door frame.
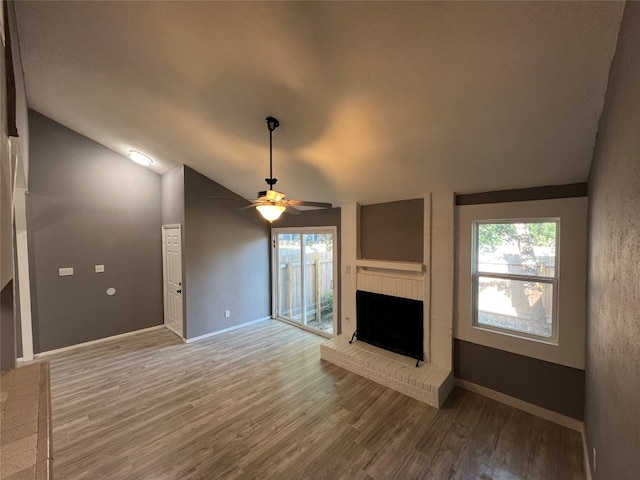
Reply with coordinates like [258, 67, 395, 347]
[271, 226, 338, 338]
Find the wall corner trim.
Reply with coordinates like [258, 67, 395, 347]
[454, 378, 583, 432]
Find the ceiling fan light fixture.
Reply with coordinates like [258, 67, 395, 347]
[256, 204, 286, 223]
[128, 150, 153, 166]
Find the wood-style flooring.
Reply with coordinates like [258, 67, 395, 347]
[45, 320, 585, 479]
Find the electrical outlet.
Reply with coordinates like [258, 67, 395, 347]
[225, 310, 231, 318]
[593, 447, 596, 471]
[95, 265, 105, 273]
[58, 267, 74, 277]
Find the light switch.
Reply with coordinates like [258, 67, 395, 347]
[59, 267, 74, 277]
[95, 265, 105, 273]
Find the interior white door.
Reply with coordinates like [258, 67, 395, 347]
[162, 225, 184, 338]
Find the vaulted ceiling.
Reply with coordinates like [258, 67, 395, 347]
[14, 1, 624, 206]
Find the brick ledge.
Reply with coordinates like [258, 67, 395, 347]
[321, 334, 453, 408]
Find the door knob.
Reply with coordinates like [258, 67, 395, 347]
[177, 289, 182, 294]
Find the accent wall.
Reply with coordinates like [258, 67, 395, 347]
[182, 166, 270, 339]
[585, 3, 640, 478]
[26, 111, 163, 353]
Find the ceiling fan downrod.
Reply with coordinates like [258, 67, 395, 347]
[265, 116, 280, 190]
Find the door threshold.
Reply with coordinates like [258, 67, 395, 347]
[275, 317, 333, 339]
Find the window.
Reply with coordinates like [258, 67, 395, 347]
[472, 220, 559, 341]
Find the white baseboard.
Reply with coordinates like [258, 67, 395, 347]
[454, 378, 583, 432]
[26, 325, 165, 359]
[184, 316, 271, 344]
[455, 378, 592, 477]
[19, 318, 272, 360]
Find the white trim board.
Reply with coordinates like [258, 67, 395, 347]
[454, 378, 583, 432]
[20, 318, 272, 359]
[21, 325, 165, 360]
[11, 136, 35, 363]
[184, 317, 271, 344]
[356, 258, 424, 273]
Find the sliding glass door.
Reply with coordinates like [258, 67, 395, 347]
[273, 228, 336, 336]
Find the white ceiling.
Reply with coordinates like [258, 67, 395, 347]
[14, 1, 624, 206]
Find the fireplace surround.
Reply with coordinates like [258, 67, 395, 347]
[320, 197, 455, 408]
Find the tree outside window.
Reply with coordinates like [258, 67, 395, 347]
[473, 220, 559, 340]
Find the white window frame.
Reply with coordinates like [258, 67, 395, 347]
[472, 218, 560, 345]
[455, 198, 587, 369]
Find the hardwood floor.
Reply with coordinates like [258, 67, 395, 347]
[45, 321, 585, 479]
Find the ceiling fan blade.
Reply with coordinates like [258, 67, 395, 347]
[240, 202, 261, 210]
[205, 196, 248, 201]
[286, 200, 333, 209]
[285, 205, 301, 215]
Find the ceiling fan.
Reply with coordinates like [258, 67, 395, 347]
[245, 116, 332, 222]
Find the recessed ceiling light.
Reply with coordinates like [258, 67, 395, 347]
[128, 150, 153, 166]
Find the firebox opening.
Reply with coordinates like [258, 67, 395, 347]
[356, 290, 424, 363]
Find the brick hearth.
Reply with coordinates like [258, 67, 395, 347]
[321, 334, 453, 408]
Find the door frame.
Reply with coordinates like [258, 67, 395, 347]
[11, 136, 35, 363]
[162, 224, 184, 339]
[271, 226, 338, 338]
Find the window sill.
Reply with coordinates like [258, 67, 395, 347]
[472, 324, 559, 346]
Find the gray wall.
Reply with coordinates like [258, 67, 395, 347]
[1, 3, 13, 292]
[0, 281, 16, 369]
[360, 199, 423, 262]
[7, 0, 29, 180]
[455, 339, 584, 419]
[161, 166, 184, 226]
[585, 3, 640, 479]
[27, 110, 163, 352]
[1, 7, 14, 370]
[183, 166, 270, 339]
[276, 207, 341, 231]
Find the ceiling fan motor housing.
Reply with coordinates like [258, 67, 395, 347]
[256, 190, 286, 202]
[266, 116, 280, 132]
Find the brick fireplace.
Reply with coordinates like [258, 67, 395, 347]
[320, 194, 454, 407]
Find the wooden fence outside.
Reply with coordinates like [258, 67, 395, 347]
[278, 251, 333, 321]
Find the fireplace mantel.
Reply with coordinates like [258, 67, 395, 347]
[357, 260, 425, 301]
[355, 258, 425, 273]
